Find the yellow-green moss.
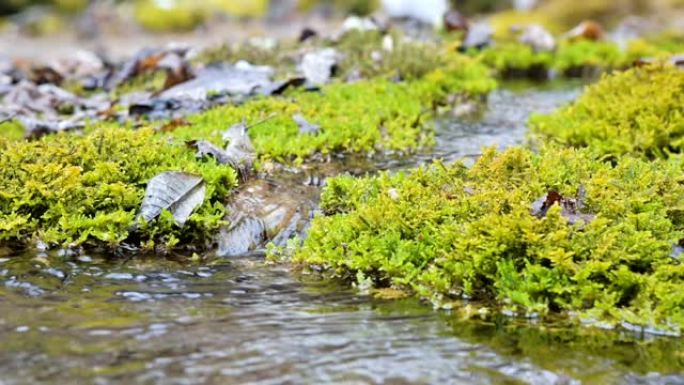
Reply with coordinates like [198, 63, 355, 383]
[530, 63, 684, 158]
[0, 120, 26, 141]
[294, 146, 684, 332]
[133, 0, 206, 33]
[0, 127, 237, 249]
[173, 55, 496, 163]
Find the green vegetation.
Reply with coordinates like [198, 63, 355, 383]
[478, 43, 553, 77]
[530, 63, 684, 158]
[0, 50, 494, 250]
[294, 146, 684, 332]
[0, 121, 26, 141]
[475, 39, 682, 78]
[553, 40, 624, 74]
[175, 54, 496, 163]
[0, 127, 236, 249]
[133, 0, 207, 33]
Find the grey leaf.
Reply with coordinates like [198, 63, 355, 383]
[188, 140, 233, 165]
[223, 122, 255, 178]
[139, 172, 206, 227]
[293, 113, 320, 135]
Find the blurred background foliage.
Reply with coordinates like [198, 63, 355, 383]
[1, 0, 683, 33]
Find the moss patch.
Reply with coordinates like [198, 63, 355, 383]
[293, 146, 684, 332]
[530, 63, 684, 158]
[0, 127, 236, 249]
[173, 54, 496, 163]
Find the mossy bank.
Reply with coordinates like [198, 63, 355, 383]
[530, 63, 684, 158]
[0, 127, 236, 250]
[293, 146, 684, 333]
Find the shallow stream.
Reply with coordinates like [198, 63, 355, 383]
[1, 82, 682, 385]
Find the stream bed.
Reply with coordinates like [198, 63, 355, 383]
[1, 83, 682, 385]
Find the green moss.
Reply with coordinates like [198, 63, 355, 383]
[0, 127, 237, 249]
[337, 31, 457, 81]
[0, 120, 26, 141]
[133, 0, 206, 33]
[530, 63, 684, 158]
[478, 43, 554, 77]
[293, 146, 684, 332]
[196, 41, 293, 70]
[553, 40, 625, 74]
[174, 55, 496, 162]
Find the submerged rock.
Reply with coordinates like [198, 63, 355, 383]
[217, 179, 317, 258]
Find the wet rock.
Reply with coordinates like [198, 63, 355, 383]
[443, 10, 469, 32]
[45, 50, 107, 82]
[127, 98, 205, 121]
[18, 116, 85, 139]
[218, 216, 267, 257]
[565, 21, 604, 41]
[217, 179, 318, 258]
[300, 48, 340, 86]
[519, 24, 556, 52]
[462, 22, 493, 50]
[159, 62, 274, 101]
[139, 172, 206, 227]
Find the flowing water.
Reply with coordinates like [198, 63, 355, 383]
[1, 83, 683, 385]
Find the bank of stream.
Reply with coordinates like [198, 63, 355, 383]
[1, 82, 682, 385]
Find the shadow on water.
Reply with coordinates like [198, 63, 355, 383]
[1, 81, 682, 385]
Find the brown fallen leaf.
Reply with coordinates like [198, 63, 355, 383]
[531, 186, 595, 225]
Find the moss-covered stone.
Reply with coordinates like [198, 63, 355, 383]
[0, 127, 237, 250]
[530, 63, 684, 158]
[293, 146, 684, 333]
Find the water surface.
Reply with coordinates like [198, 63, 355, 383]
[2, 83, 682, 385]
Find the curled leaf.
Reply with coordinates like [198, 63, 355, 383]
[139, 172, 206, 227]
[222, 122, 255, 179]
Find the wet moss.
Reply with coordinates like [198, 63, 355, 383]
[530, 63, 684, 158]
[294, 146, 684, 332]
[0, 120, 26, 141]
[478, 43, 554, 78]
[0, 127, 237, 249]
[173, 55, 496, 163]
[133, 0, 207, 33]
[553, 40, 625, 75]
